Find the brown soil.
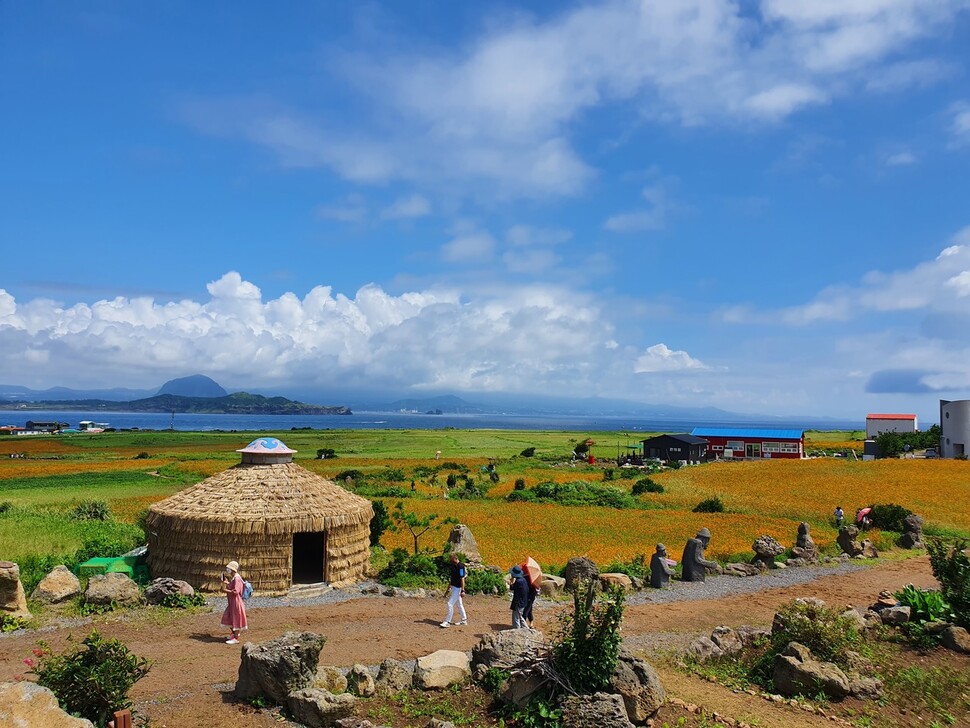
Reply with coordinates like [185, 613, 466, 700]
[0, 556, 954, 727]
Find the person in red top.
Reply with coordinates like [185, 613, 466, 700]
[220, 560, 248, 644]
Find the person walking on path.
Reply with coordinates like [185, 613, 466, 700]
[221, 560, 248, 644]
[834, 506, 844, 528]
[440, 553, 467, 628]
[509, 565, 529, 629]
[524, 579, 539, 629]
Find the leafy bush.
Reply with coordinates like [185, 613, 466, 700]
[521, 480, 637, 509]
[769, 600, 862, 666]
[869, 503, 914, 533]
[439, 461, 462, 470]
[506, 489, 537, 503]
[335, 469, 364, 483]
[446, 473, 458, 488]
[375, 467, 406, 482]
[926, 537, 970, 628]
[465, 569, 508, 595]
[552, 581, 625, 693]
[632, 478, 663, 495]
[69, 500, 111, 521]
[480, 667, 511, 695]
[160, 591, 207, 609]
[502, 698, 562, 728]
[602, 468, 614, 481]
[520, 447, 536, 458]
[693, 496, 724, 513]
[378, 548, 445, 589]
[316, 448, 336, 459]
[360, 485, 411, 499]
[370, 500, 391, 546]
[894, 584, 951, 645]
[602, 553, 648, 579]
[514, 478, 526, 490]
[0, 501, 13, 515]
[33, 630, 151, 727]
[73, 529, 143, 565]
[1, 614, 28, 632]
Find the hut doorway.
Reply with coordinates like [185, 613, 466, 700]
[292, 531, 327, 584]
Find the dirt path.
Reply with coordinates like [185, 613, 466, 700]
[0, 557, 938, 727]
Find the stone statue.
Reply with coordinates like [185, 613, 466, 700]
[649, 544, 675, 588]
[681, 528, 719, 582]
[790, 522, 820, 564]
[899, 514, 924, 549]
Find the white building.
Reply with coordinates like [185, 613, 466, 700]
[865, 413, 917, 439]
[940, 400, 970, 458]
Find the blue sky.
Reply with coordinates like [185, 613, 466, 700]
[2, 1, 969, 420]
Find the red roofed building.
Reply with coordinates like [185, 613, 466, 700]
[866, 413, 917, 439]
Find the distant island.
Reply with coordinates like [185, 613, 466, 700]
[0, 374, 351, 416]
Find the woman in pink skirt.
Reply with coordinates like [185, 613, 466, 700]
[220, 560, 247, 644]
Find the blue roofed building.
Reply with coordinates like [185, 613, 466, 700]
[690, 427, 805, 460]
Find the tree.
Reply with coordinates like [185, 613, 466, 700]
[389, 501, 457, 554]
[369, 500, 391, 546]
[875, 430, 904, 458]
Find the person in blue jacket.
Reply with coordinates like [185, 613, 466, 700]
[509, 565, 529, 629]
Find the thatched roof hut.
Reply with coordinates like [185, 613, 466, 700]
[146, 437, 373, 594]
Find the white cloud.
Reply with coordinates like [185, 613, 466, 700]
[506, 225, 572, 247]
[605, 181, 682, 233]
[634, 343, 706, 373]
[315, 194, 368, 223]
[885, 151, 917, 166]
[381, 194, 431, 220]
[950, 102, 970, 146]
[441, 231, 496, 263]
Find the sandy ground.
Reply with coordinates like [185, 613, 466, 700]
[0, 556, 940, 727]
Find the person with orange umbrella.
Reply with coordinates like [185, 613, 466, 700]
[520, 557, 542, 629]
[509, 565, 530, 629]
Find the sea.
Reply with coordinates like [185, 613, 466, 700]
[0, 409, 863, 433]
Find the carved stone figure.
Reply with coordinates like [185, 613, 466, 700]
[790, 522, 820, 564]
[649, 544, 675, 589]
[681, 528, 719, 582]
[899, 514, 924, 549]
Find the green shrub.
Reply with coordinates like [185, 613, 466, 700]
[370, 500, 391, 547]
[360, 485, 411, 499]
[602, 468, 614, 481]
[869, 503, 914, 533]
[69, 500, 111, 521]
[506, 489, 537, 503]
[379, 548, 446, 589]
[480, 666, 511, 695]
[602, 553, 648, 579]
[439, 461, 462, 470]
[1, 614, 29, 632]
[335, 469, 364, 483]
[465, 569, 508, 595]
[73, 529, 142, 566]
[693, 496, 724, 513]
[133, 452, 150, 459]
[33, 629, 151, 727]
[514, 478, 526, 490]
[552, 581, 625, 693]
[375, 467, 406, 482]
[159, 591, 207, 609]
[632, 478, 663, 495]
[769, 599, 862, 666]
[926, 537, 970, 628]
[0, 501, 12, 514]
[525, 480, 637, 509]
[501, 698, 562, 728]
[316, 448, 336, 459]
[446, 473, 458, 488]
[520, 447, 536, 458]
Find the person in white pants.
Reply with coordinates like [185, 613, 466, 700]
[440, 553, 467, 627]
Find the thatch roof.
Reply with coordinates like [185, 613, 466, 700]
[146, 460, 373, 537]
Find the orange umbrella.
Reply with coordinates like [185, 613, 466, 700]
[521, 556, 543, 588]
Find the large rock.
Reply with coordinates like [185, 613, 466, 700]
[899, 514, 925, 549]
[772, 642, 850, 699]
[709, 626, 743, 656]
[560, 692, 634, 728]
[375, 658, 413, 693]
[144, 577, 195, 605]
[791, 522, 820, 564]
[751, 536, 785, 568]
[287, 688, 357, 728]
[724, 562, 761, 577]
[314, 666, 348, 694]
[83, 572, 142, 608]
[879, 606, 911, 625]
[472, 629, 544, 671]
[31, 565, 81, 605]
[0, 681, 94, 727]
[563, 557, 599, 591]
[837, 526, 864, 557]
[540, 575, 565, 597]
[497, 670, 548, 708]
[610, 651, 665, 723]
[599, 573, 633, 590]
[941, 626, 970, 654]
[347, 664, 375, 697]
[0, 561, 30, 619]
[446, 524, 483, 566]
[235, 631, 327, 704]
[861, 540, 879, 559]
[686, 635, 722, 662]
[413, 650, 471, 689]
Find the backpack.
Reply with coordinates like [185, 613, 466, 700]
[242, 580, 253, 600]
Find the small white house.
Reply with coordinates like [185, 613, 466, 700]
[865, 413, 917, 439]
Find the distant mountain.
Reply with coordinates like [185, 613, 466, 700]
[0, 384, 156, 403]
[158, 374, 228, 398]
[0, 392, 350, 415]
[383, 395, 485, 414]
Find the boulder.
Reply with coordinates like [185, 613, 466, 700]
[861, 540, 879, 559]
[0, 561, 30, 619]
[413, 650, 471, 690]
[314, 666, 349, 694]
[334, 720, 387, 728]
[347, 664, 375, 697]
[724, 562, 761, 577]
[710, 626, 743, 656]
[31, 565, 81, 605]
[837, 526, 864, 557]
[0, 681, 94, 727]
[848, 675, 884, 700]
[735, 626, 771, 648]
[540, 576, 565, 597]
[751, 536, 785, 569]
[497, 670, 548, 708]
[861, 610, 883, 630]
[791, 523, 820, 564]
[941, 626, 970, 654]
[472, 629, 544, 671]
[841, 608, 867, 632]
[879, 606, 911, 625]
[772, 642, 849, 699]
[686, 635, 722, 662]
[446, 524, 483, 566]
[899, 514, 924, 549]
[599, 573, 633, 590]
[287, 688, 356, 728]
[83, 572, 142, 608]
[426, 721, 456, 728]
[609, 651, 665, 723]
[375, 658, 413, 693]
[144, 577, 195, 605]
[563, 557, 599, 592]
[560, 692, 634, 728]
[235, 631, 327, 704]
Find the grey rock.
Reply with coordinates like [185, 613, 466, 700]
[446, 524, 483, 566]
[347, 664, 375, 697]
[723, 562, 761, 577]
[879, 606, 911, 625]
[0, 681, 94, 727]
[31, 565, 81, 605]
[413, 650, 471, 689]
[772, 642, 850, 699]
[610, 651, 665, 723]
[848, 675, 883, 700]
[426, 721, 456, 728]
[560, 692, 634, 728]
[540, 575, 565, 597]
[472, 629, 544, 671]
[360, 584, 381, 594]
[314, 666, 348, 694]
[710, 626, 743, 656]
[861, 540, 879, 559]
[736, 626, 771, 648]
[899, 514, 924, 549]
[235, 631, 327, 704]
[0, 561, 31, 619]
[497, 669, 547, 708]
[144, 577, 195, 605]
[923, 621, 951, 635]
[375, 658, 413, 693]
[752, 535, 785, 559]
[941, 625, 970, 654]
[862, 610, 883, 630]
[599, 573, 634, 590]
[837, 525, 864, 557]
[841, 608, 867, 632]
[686, 635, 722, 662]
[335, 720, 386, 728]
[563, 557, 599, 591]
[83, 572, 142, 608]
[287, 688, 356, 728]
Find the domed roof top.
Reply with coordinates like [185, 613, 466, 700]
[237, 437, 297, 454]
